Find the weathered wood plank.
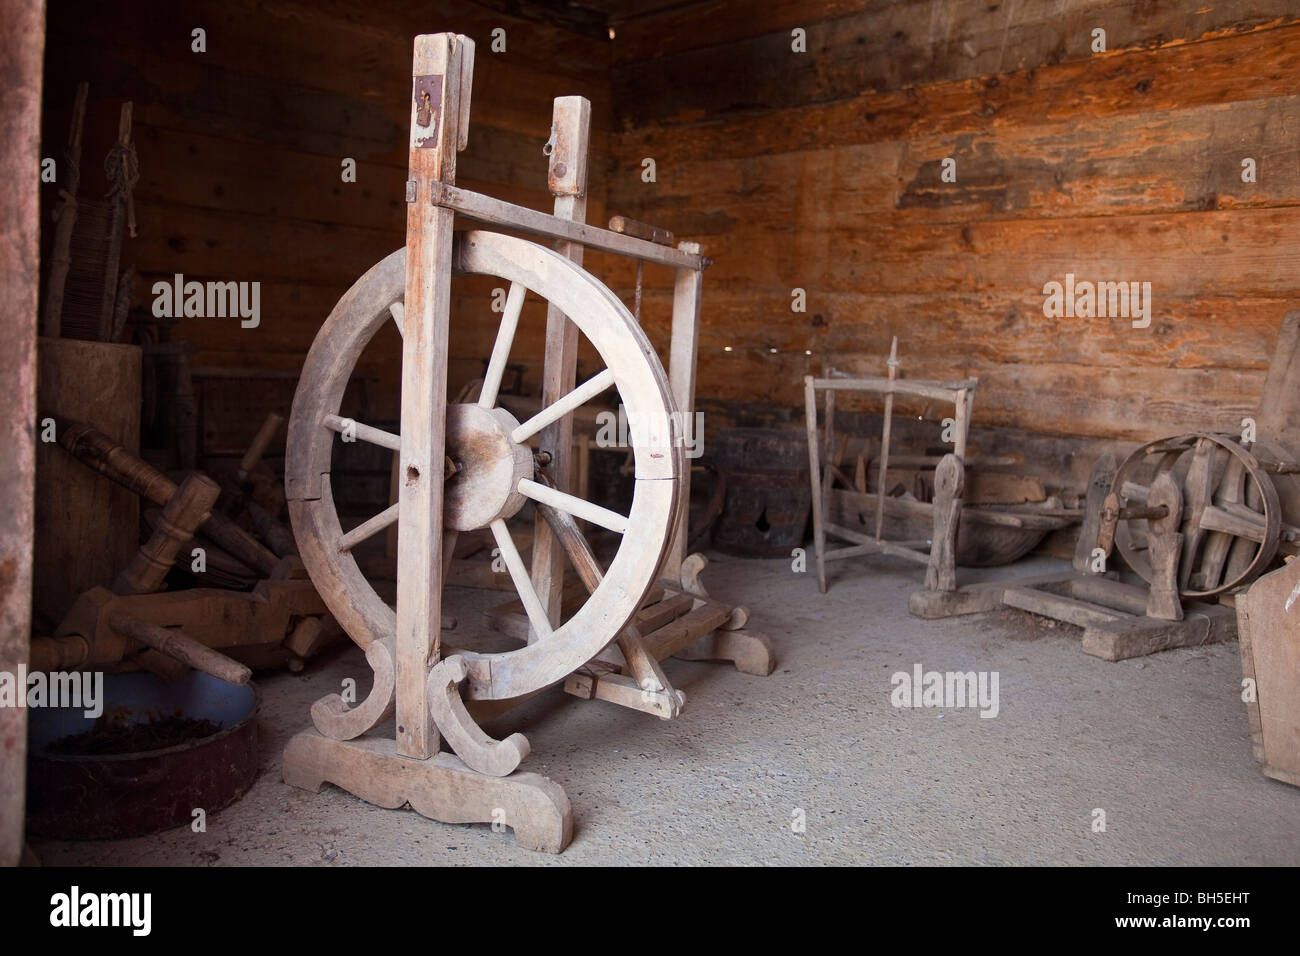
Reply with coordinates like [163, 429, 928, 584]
[613, 0, 1298, 79]
[612, 24, 1300, 164]
[611, 95, 1300, 230]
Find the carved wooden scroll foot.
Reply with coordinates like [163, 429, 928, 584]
[428, 654, 529, 776]
[311, 639, 396, 740]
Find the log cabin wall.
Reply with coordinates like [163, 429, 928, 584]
[607, 1, 1300, 489]
[41, 0, 613, 455]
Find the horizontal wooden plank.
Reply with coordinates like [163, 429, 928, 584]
[48, 0, 611, 109]
[687, 348, 1264, 441]
[612, 0, 1297, 74]
[45, 30, 606, 168]
[631, 290, 1289, 373]
[611, 24, 1300, 164]
[1002, 585, 1128, 627]
[132, 124, 566, 232]
[653, 205, 1300, 297]
[609, 94, 1300, 230]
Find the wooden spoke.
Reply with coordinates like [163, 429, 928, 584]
[1198, 455, 1248, 589]
[489, 519, 553, 641]
[478, 282, 526, 409]
[510, 368, 615, 444]
[517, 477, 628, 534]
[324, 414, 401, 452]
[1111, 432, 1281, 599]
[389, 301, 404, 337]
[338, 503, 400, 553]
[1200, 503, 1268, 542]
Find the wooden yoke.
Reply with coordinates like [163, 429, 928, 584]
[396, 33, 473, 759]
[530, 96, 591, 642]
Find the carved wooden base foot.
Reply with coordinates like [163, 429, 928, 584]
[283, 730, 573, 853]
[675, 627, 776, 675]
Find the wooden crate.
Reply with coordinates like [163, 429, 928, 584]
[1237, 558, 1300, 787]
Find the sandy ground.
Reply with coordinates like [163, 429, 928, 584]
[30, 553, 1300, 866]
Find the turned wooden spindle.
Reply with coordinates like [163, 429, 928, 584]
[108, 613, 252, 686]
[57, 419, 278, 577]
[113, 472, 220, 595]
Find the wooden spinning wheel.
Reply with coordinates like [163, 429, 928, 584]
[286, 232, 682, 714]
[1108, 433, 1281, 598]
[281, 33, 770, 853]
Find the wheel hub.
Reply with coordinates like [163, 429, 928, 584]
[444, 403, 533, 532]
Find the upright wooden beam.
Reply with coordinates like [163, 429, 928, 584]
[396, 33, 473, 759]
[0, 0, 42, 868]
[530, 96, 590, 640]
[664, 244, 704, 577]
[804, 376, 827, 593]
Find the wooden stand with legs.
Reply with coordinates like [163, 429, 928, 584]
[282, 34, 771, 853]
[805, 339, 977, 594]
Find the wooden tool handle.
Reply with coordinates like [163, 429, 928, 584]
[59, 419, 175, 505]
[238, 412, 285, 480]
[113, 472, 221, 595]
[59, 418, 279, 577]
[108, 612, 252, 686]
[247, 501, 297, 558]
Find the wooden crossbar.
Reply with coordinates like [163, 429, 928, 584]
[430, 182, 708, 271]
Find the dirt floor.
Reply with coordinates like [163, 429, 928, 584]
[30, 554, 1300, 866]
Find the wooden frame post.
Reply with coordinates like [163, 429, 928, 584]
[664, 242, 704, 578]
[396, 32, 473, 759]
[531, 96, 591, 641]
[1, 0, 42, 867]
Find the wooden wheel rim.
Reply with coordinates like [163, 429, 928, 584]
[1112, 432, 1280, 598]
[286, 231, 681, 701]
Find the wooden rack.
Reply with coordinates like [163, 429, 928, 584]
[805, 338, 977, 594]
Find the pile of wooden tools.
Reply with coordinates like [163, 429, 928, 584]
[31, 413, 341, 685]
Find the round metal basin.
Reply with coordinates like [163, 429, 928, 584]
[27, 671, 259, 840]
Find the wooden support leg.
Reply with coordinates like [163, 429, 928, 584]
[530, 95, 591, 642]
[428, 655, 529, 776]
[672, 553, 776, 676]
[1074, 453, 1118, 572]
[283, 731, 572, 853]
[664, 244, 704, 580]
[874, 336, 899, 540]
[395, 33, 471, 758]
[804, 376, 827, 593]
[924, 454, 963, 592]
[1145, 472, 1185, 621]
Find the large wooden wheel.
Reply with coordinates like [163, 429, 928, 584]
[1111, 433, 1280, 598]
[286, 230, 682, 709]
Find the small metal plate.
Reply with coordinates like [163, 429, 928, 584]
[412, 74, 444, 149]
